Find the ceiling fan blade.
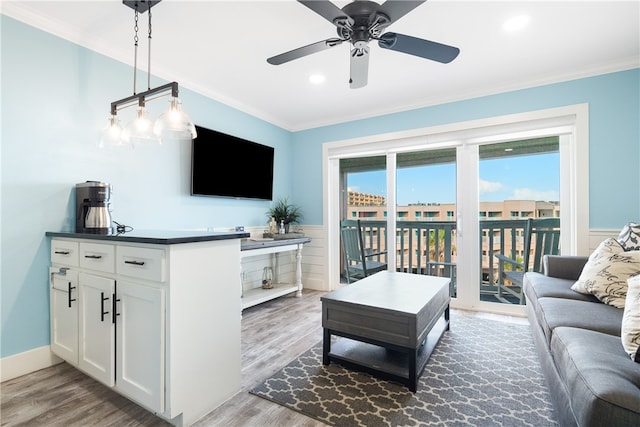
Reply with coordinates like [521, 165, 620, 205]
[349, 47, 370, 89]
[298, 0, 353, 27]
[377, 0, 427, 24]
[267, 38, 344, 65]
[378, 32, 460, 63]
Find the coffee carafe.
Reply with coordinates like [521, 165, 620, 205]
[76, 181, 113, 234]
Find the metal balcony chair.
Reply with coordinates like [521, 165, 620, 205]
[495, 217, 561, 304]
[341, 220, 387, 283]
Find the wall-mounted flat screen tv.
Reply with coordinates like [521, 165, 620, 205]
[191, 125, 274, 200]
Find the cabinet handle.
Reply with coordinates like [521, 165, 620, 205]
[124, 260, 145, 266]
[68, 282, 76, 308]
[55, 250, 70, 255]
[112, 293, 120, 324]
[100, 292, 110, 322]
[85, 254, 103, 259]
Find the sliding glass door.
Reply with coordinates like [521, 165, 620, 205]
[396, 149, 457, 297]
[325, 105, 586, 315]
[339, 155, 388, 283]
[477, 138, 560, 305]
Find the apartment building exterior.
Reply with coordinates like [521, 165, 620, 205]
[345, 194, 560, 221]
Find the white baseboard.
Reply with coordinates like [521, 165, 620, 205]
[1, 346, 62, 382]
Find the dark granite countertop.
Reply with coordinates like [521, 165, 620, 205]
[46, 230, 250, 245]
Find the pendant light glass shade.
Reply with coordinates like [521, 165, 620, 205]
[105, 3, 193, 147]
[153, 96, 197, 140]
[100, 114, 126, 147]
[122, 106, 159, 144]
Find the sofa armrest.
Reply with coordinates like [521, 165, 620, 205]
[543, 255, 589, 280]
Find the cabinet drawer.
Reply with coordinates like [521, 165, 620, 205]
[79, 242, 115, 274]
[51, 240, 79, 266]
[116, 246, 166, 282]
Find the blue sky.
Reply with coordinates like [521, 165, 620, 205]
[347, 153, 560, 205]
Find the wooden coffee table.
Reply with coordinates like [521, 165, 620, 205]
[321, 271, 450, 392]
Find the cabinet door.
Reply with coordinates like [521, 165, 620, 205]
[78, 273, 115, 387]
[116, 280, 165, 413]
[50, 268, 78, 364]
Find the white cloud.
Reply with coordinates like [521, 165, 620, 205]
[479, 179, 503, 194]
[510, 188, 559, 201]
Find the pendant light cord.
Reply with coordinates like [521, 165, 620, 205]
[132, 10, 139, 95]
[147, 7, 152, 91]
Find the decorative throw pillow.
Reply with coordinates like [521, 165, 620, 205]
[618, 222, 640, 251]
[571, 238, 640, 308]
[622, 275, 640, 362]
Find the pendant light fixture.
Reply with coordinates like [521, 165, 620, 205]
[101, 0, 196, 147]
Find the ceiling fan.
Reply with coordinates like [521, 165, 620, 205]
[267, 0, 460, 89]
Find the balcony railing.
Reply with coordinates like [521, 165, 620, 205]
[341, 218, 538, 302]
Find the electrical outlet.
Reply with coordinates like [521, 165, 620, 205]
[235, 226, 245, 232]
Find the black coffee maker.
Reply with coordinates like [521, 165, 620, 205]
[76, 181, 113, 234]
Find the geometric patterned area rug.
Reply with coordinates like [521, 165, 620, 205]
[250, 312, 558, 426]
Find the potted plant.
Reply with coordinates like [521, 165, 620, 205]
[267, 197, 303, 233]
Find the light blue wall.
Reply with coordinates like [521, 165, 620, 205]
[1, 15, 639, 359]
[291, 69, 640, 227]
[1, 16, 292, 358]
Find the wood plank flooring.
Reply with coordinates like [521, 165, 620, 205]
[1, 290, 327, 427]
[1, 289, 527, 426]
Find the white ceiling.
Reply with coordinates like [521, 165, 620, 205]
[3, 0, 639, 131]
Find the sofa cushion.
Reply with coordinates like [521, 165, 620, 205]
[551, 326, 640, 426]
[622, 275, 640, 362]
[618, 222, 640, 251]
[536, 297, 623, 346]
[524, 271, 599, 303]
[524, 271, 599, 317]
[571, 238, 640, 308]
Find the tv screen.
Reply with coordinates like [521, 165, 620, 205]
[191, 125, 274, 200]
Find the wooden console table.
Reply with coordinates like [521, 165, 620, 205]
[240, 236, 311, 310]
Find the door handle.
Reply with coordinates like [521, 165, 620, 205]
[124, 260, 145, 266]
[100, 292, 109, 322]
[68, 282, 76, 308]
[112, 293, 120, 324]
[85, 254, 103, 259]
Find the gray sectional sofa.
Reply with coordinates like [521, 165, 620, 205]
[523, 255, 640, 426]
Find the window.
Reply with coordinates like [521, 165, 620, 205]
[327, 104, 588, 314]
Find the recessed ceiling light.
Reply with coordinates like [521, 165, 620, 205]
[309, 74, 326, 85]
[503, 15, 530, 32]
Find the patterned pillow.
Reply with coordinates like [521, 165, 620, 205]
[622, 275, 640, 362]
[571, 238, 640, 308]
[618, 222, 640, 251]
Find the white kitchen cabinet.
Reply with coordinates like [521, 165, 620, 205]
[48, 233, 244, 426]
[50, 267, 78, 364]
[116, 279, 165, 412]
[78, 272, 116, 387]
[76, 273, 165, 413]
